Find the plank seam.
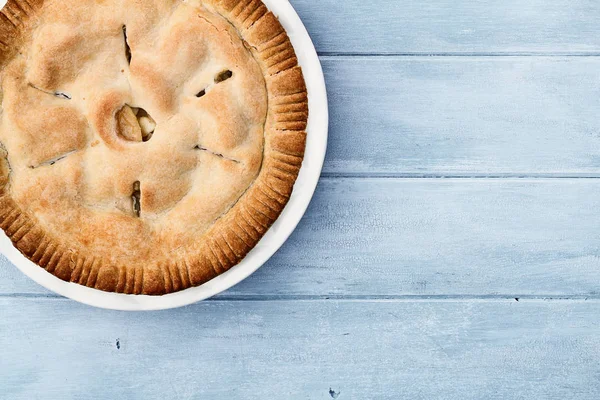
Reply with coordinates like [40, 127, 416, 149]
[320, 173, 600, 179]
[319, 52, 600, 58]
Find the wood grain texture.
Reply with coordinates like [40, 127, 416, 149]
[2, 0, 600, 397]
[322, 56, 600, 175]
[291, 0, 600, 54]
[2, 179, 600, 297]
[1, 298, 599, 399]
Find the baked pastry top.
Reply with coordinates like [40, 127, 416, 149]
[0, 0, 308, 294]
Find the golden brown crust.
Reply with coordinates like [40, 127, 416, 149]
[0, 0, 308, 295]
[0, 0, 43, 66]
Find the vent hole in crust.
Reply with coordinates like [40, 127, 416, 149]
[28, 83, 71, 100]
[28, 150, 77, 169]
[132, 181, 141, 217]
[194, 145, 241, 164]
[123, 25, 132, 64]
[54, 92, 72, 100]
[194, 70, 233, 98]
[215, 70, 233, 83]
[116, 105, 156, 143]
[135, 108, 156, 142]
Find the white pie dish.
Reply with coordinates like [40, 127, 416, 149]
[0, 0, 328, 311]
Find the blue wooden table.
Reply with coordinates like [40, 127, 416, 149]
[2, 1, 600, 398]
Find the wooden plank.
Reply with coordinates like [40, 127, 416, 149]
[2, 179, 600, 297]
[322, 56, 600, 175]
[0, 298, 599, 399]
[290, 0, 600, 53]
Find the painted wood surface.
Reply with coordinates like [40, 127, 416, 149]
[2, 0, 600, 398]
[3, 179, 600, 298]
[291, 0, 600, 54]
[322, 57, 600, 175]
[1, 298, 599, 399]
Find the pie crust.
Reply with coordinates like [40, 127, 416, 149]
[0, 0, 308, 295]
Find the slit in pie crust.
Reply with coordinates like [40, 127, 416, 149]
[0, 0, 308, 295]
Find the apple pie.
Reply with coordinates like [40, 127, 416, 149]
[0, 0, 308, 294]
